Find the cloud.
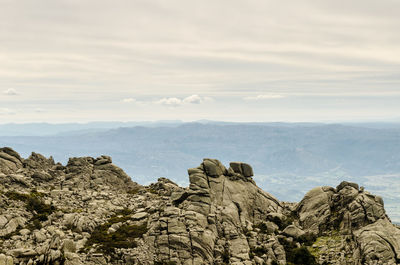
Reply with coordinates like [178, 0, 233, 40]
[156, 95, 211, 107]
[121, 98, 137, 103]
[0, 0, 399, 122]
[3, 88, 18, 96]
[244, 94, 286, 100]
[156, 97, 183, 107]
[34, 108, 46, 113]
[0, 108, 16, 115]
[182, 94, 203, 104]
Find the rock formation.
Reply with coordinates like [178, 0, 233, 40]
[0, 148, 399, 265]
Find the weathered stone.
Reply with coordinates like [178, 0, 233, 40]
[229, 162, 243, 175]
[0, 147, 23, 174]
[336, 181, 359, 192]
[0, 254, 13, 265]
[202, 158, 226, 177]
[0, 150, 398, 265]
[131, 212, 148, 220]
[63, 239, 77, 253]
[10, 248, 37, 257]
[94, 156, 112, 165]
[282, 225, 305, 238]
[241, 163, 253, 177]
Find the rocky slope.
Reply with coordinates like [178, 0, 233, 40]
[0, 147, 399, 265]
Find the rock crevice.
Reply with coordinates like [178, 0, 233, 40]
[0, 148, 399, 265]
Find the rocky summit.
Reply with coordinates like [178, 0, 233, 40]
[0, 148, 399, 265]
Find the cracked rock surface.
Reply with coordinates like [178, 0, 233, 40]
[0, 148, 399, 265]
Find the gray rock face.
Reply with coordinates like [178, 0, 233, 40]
[282, 224, 305, 238]
[296, 181, 397, 264]
[146, 159, 283, 264]
[202, 158, 227, 177]
[355, 219, 400, 264]
[0, 148, 399, 265]
[0, 253, 14, 265]
[0, 147, 23, 174]
[229, 162, 254, 177]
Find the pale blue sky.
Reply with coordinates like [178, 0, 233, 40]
[1, 0, 400, 123]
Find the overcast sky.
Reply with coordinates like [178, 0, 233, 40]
[1, 0, 400, 123]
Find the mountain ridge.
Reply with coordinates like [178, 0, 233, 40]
[2, 122, 399, 224]
[1, 148, 399, 264]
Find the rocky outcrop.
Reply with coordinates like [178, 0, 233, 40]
[0, 148, 23, 174]
[0, 148, 399, 265]
[296, 181, 387, 234]
[144, 158, 283, 265]
[296, 181, 398, 264]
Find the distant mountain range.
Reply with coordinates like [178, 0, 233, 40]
[0, 121, 184, 136]
[1, 121, 399, 222]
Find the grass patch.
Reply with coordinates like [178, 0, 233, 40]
[279, 237, 318, 265]
[307, 231, 342, 259]
[107, 208, 135, 224]
[127, 187, 141, 195]
[298, 232, 318, 246]
[85, 208, 147, 255]
[4, 190, 56, 231]
[85, 223, 147, 255]
[146, 188, 158, 195]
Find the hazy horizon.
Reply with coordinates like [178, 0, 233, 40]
[1, 117, 400, 125]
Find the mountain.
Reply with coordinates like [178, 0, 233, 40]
[0, 148, 399, 265]
[0, 121, 183, 136]
[1, 122, 400, 223]
[3, 123, 400, 179]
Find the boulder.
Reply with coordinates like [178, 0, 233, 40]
[229, 162, 254, 177]
[0, 254, 13, 265]
[24, 152, 55, 170]
[0, 152, 399, 265]
[282, 225, 306, 238]
[296, 186, 333, 234]
[354, 218, 400, 264]
[336, 181, 359, 192]
[202, 158, 226, 177]
[94, 156, 112, 166]
[0, 147, 23, 174]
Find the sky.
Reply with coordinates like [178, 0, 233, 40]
[1, 0, 400, 123]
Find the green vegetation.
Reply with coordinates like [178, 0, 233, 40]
[127, 186, 141, 195]
[107, 208, 135, 224]
[307, 231, 343, 259]
[146, 187, 159, 195]
[27, 219, 42, 231]
[86, 223, 147, 255]
[251, 246, 268, 257]
[278, 237, 318, 265]
[154, 261, 177, 265]
[254, 222, 268, 233]
[85, 209, 147, 255]
[4, 190, 56, 231]
[5, 190, 31, 201]
[298, 232, 318, 246]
